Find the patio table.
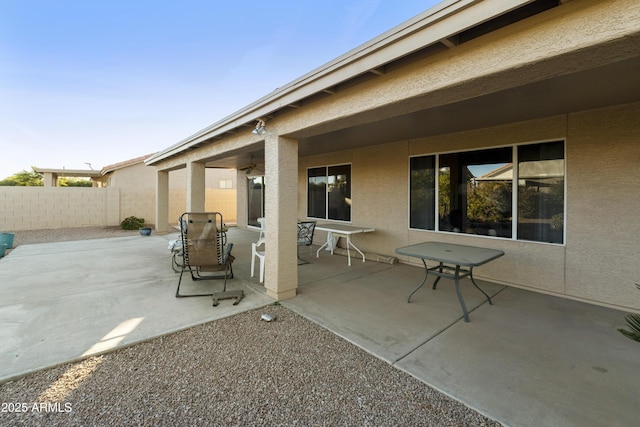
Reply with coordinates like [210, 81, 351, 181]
[395, 242, 504, 322]
[315, 224, 375, 266]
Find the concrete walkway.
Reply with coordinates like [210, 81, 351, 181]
[1, 227, 639, 427]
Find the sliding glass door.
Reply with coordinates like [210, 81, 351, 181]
[247, 176, 264, 227]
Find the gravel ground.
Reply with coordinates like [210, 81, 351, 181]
[0, 227, 501, 426]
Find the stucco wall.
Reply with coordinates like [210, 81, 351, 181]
[565, 103, 640, 308]
[297, 102, 640, 311]
[0, 165, 238, 231]
[0, 187, 120, 231]
[167, 188, 237, 225]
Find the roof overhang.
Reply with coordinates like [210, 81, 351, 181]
[34, 168, 102, 179]
[145, 0, 544, 167]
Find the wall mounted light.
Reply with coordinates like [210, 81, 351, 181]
[252, 119, 267, 135]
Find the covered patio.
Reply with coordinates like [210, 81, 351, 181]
[145, 0, 640, 316]
[1, 228, 638, 426]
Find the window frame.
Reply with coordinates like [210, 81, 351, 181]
[408, 139, 566, 245]
[306, 163, 352, 223]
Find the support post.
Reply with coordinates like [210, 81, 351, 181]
[264, 134, 298, 300]
[186, 161, 206, 213]
[155, 170, 169, 234]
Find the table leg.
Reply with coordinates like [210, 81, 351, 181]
[316, 236, 331, 258]
[407, 259, 429, 303]
[454, 265, 470, 322]
[469, 267, 493, 305]
[345, 234, 352, 266]
[432, 262, 443, 289]
[346, 236, 367, 264]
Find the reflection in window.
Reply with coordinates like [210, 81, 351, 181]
[517, 141, 564, 244]
[327, 165, 351, 221]
[410, 156, 435, 230]
[307, 167, 326, 219]
[439, 148, 512, 238]
[247, 176, 264, 227]
[408, 140, 565, 244]
[308, 164, 351, 221]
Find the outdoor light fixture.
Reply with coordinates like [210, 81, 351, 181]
[252, 119, 267, 135]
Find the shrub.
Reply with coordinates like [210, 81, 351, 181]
[617, 284, 640, 343]
[120, 216, 145, 230]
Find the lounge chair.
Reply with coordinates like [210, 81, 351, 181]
[175, 212, 241, 304]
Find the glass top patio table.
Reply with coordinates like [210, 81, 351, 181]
[395, 242, 504, 322]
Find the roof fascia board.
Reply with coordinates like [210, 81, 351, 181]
[146, 0, 535, 166]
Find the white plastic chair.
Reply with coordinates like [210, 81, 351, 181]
[251, 217, 266, 283]
[251, 238, 265, 283]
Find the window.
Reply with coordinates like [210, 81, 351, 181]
[517, 141, 564, 244]
[409, 140, 564, 244]
[440, 147, 513, 238]
[219, 179, 233, 189]
[307, 164, 351, 221]
[410, 155, 436, 230]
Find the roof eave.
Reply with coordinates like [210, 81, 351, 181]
[145, 0, 535, 166]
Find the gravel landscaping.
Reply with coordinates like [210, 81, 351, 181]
[0, 227, 501, 426]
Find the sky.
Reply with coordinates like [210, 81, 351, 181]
[0, 0, 442, 179]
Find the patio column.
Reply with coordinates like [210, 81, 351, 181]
[186, 161, 205, 212]
[43, 172, 57, 187]
[264, 134, 298, 300]
[155, 169, 169, 234]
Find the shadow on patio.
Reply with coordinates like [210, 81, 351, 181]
[0, 226, 638, 427]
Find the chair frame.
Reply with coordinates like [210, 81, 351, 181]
[251, 238, 265, 283]
[176, 212, 235, 298]
[297, 221, 316, 265]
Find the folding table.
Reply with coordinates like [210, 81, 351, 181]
[315, 224, 375, 266]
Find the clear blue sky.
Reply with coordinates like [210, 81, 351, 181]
[0, 0, 441, 179]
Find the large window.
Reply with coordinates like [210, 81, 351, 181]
[307, 164, 351, 221]
[409, 140, 564, 244]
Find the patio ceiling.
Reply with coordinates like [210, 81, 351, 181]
[203, 54, 640, 169]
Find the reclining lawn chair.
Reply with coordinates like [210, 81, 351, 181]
[176, 212, 242, 305]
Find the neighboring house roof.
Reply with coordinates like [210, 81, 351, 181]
[475, 160, 564, 182]
[36, 153, 156, 179]
[100, 154, 155, 175]
[34, 168, 102, 179]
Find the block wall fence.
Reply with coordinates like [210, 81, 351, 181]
[0, 187, 237, 232]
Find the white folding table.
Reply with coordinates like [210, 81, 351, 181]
[315, 224, 375, 266]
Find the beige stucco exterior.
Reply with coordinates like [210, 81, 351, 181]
[297, 103, 640, 310]
[0, 186, 120, 231]
[146, 0, 640, 311]
[1, 157, 237, 231]
[103, 161, 237, 226]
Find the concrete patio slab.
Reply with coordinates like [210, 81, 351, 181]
[289, 260, 506, 363]
[285, 246, 640, 427]
[0, 232, 274, 383]
[394, 287, 640, 427]
[1, 226, 639, 427]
